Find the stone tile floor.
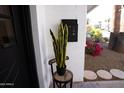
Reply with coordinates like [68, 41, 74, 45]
[50, 80, 124, 88]
[73, 80, 124, 88]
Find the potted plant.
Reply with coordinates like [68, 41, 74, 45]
[50, 22, 68, 76]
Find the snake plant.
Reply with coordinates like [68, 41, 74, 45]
[50, 22, 68, 69]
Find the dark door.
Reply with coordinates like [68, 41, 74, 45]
[0, 5, 39, 88]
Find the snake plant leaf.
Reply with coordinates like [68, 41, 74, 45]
[50, 22, 69, 69]
[50, 29, 56, 43]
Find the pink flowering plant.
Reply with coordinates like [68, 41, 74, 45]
[85, 41, 103, 56]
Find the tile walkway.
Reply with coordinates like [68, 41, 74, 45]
[73, 80, 124, 88]
[50, 80, 124, 88]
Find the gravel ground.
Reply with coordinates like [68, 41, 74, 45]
[84, 47, 124, 81]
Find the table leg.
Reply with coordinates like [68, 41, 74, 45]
[70, 79, 73, 88]
[59, 83, 61, 88]
[53, 80, 55, 88]
[63, 83, 66, 88]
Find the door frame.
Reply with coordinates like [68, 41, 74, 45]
[11, 5, 39, 87]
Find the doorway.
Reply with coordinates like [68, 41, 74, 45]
[0, 5, 39, 88]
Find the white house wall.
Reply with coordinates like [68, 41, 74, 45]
[30, 5, 87, 87]
[30, 5, 46, 87]
[45, 5, 87, 82]
[30, 5, 50, 88]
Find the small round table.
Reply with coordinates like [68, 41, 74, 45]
[53, 70, 73, 88]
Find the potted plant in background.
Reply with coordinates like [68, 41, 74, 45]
[50, 22, 68, 76]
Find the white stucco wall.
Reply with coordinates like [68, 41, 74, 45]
[45, 5, 87, 82]
[30, 5, 87, 87]
[30, 5, 50, 88]
[30, 5, 45, 87]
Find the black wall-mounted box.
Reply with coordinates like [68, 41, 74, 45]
[62, 19, 78, 42]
